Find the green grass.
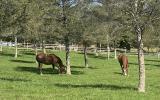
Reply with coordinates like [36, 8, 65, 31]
[0, 47, 160, 100]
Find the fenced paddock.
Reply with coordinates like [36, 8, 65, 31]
[0, 46, 160, 99]
[1, 42, 160, 59]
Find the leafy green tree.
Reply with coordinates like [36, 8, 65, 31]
[114, 0, 160, 92]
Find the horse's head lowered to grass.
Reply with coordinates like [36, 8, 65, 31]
[36, 53, 66, 75]
[118, 54, 129, 76]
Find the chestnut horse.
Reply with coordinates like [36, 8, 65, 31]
[118, 54, 129, 76]
[36, 53, 66, 75]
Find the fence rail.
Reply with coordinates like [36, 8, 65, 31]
[1, 42, 160, 58]
[8, 43, 128, 53]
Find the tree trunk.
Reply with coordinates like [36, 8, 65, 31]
[134, 0, 145, 92]
[107, 34, 110, 60]
[114, 48, 117, 59]
[59, 44, 62, 51]
[0, 39, 2, 52]
[27, 42, 29, 50]
[65, 37, 71, 75]
[62, 0, 71, 75]
[107, 46, 110, 60]
[42, 40, 46, 54]
[95, 43, 98, 56]
[14, 36, 18, 58]
[124, 47, 127, 55]
[137, 28, 145, 92]
[95, 47, 98, 56]
[35, 45, 38, 56]
[23, 40, 26, 48]
[84, 43, 88, 68]
[34, 42, 38, 55]
[147, 46, 150, 54]
[9, 41, 11, 49]
[99, 42, 102, 53]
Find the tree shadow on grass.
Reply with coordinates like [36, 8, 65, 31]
[54, 83, 136, 91]
[0, 77, 30, 82]
[88, 53, 114, 60]
[15, 66, 85, 75]
[71, 70, 85, 75]
[129, 62, 160, 67]
[89, 55, 107, 60]
[0, 53, 15, 57]
[114, 72, 122, 75]
[145, 59, 160, 63]
[71, 66, 98, 69]
[22, 52, 35, 56]
[10, 59, 35, 64]
[15, 66, 58, 74]
[77, 52, 114, 60]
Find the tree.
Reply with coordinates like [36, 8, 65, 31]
[76, 0, 101, 68]
[116, 0, 160, 92]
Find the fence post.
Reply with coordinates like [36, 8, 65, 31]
[124, 47, 127, 55]
[114, 48, 117, 59]
[107, 46, 110, 60]
[0, 39, 2, 52]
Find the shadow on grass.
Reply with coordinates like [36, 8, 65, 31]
[15, 66, 85, 75]
[145, 59, 160, 63]
[54, 83, 136, 90]
[0, 77, 30, 82]
[15, 66, 58, 74]
[114, 72, 122, 75]
[129, 63, 138, 65]
[71, 66, 98, 69]
[129, 62, 160, 67]
[23, 52, 35, 56]
[10, 59, 35, 64]
[71, 70, 85, 75]
[77, 52, 114, 60]
[0, 53, 15, 57]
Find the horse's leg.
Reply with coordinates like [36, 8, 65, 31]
[126, 64, 128, 75]
[126, 60, 129, 75]
[52, 64, 56, 73]
[120, 63, 124, 75]
[123, 59, 128, 76]
[123, 67, 127, 76]
[123, 63, 127, 76]
[38, 63, 43, 75]
[52, 64, 55, 70]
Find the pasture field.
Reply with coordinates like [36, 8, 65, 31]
[0, 47, 160, 100]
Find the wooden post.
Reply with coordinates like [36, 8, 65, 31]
[107, 46, 110, 60]
[14, 36, 18, 58]
[84, 43, 88, 68]
[99, 42, 102, 53]
[124, 47, 127, 55]
[27, 42, 29, 50]
[0, 39, 2, 52]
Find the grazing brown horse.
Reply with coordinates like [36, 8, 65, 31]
[118, 54, 129, 76]
[36, 53, 66, 75]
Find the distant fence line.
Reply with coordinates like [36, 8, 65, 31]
[2, 42, 160, 56]
[1, 42, 129, 53]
